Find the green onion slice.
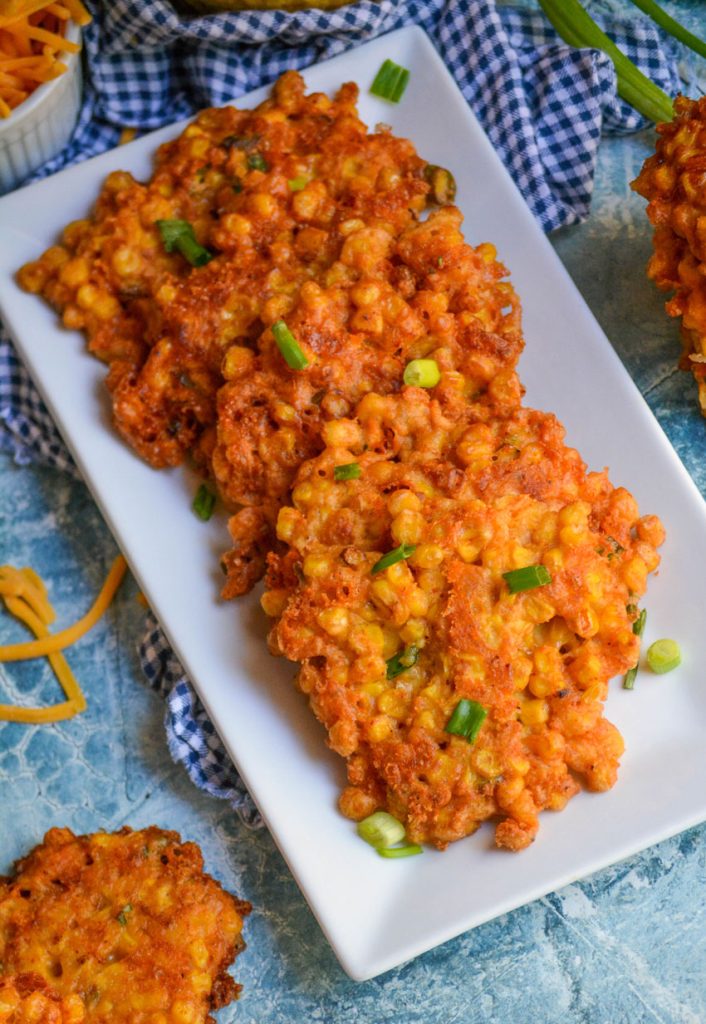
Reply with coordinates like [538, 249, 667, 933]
[193, 484, 216, 521]
[623, 608, 647, 689]
[502, 565, 551, 594]
[445, 698, 487, 744]
[371, 543, 416, 575]
[377, 844, 423, 859]
[628, 0, 706, 61]
[357, 811, 406, 849]
[370, 59, 410, 103]
[386, 645, 419, 680]
[156, 219, 213, 267]
[288, 175, 308, 191]
[403, 358, 440, 388]
[334, 462, 361, 482]
[116, 903, 132, 926]
[247, 152, 268, 172]
[646, 638, 681, 675]
[272, 320, 309, 370]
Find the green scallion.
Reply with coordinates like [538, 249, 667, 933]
[288, 176, 308, 191]
[370, 59, 410, 103]
[156, 219, 213, 267]
[116, 903, 132, 926]
[502, 565, 551, 594]
[377, 844, 423, 859]
[386, 645, 419, 679]
[537, 0, 674, 124]
[193, 484, 216, 521]
[247, 152, 269, 172]
[272, 320, 309, 370]
[445, 698, 487, 744]
[628, 0, 706, 61]
[403, 358, 440, 388]
[646, 638, 681, 675]
[623, 608, 647, 690]
[334, 462, 361, 482]
[371, 543, 416, 575]
[357, 811, 406, 849]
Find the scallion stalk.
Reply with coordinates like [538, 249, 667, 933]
[156, 219, 213, 267]
[646, 638, 681, 674]
[377, 844, 423, 859]
[272, 320, 308, 370]
[371, 543, 416, 575]
[538, 0, 674, 124]
[502, 565, 551, 594]
[386, 645, 419, 679]
[370, 59, 410, 103]
[357, 811, 406, 849]
[334, 462, 361, 481]
[193, 484, 216, 521]
[623, 607, 647, 689]
[445, 699, 487, 744]
[628, 0, 706, 61]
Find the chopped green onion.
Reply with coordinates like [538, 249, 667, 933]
[502, 565, 551, 594]
[403, 358, 440, 388]
[116, 903, 132, 926]
[377, 844, 423, 859]
[370, 59, 410, 103]
[445, 698, 487, 744]
[193, 484, 216, 521]
[247, 152, 269, 172]
[371, 543, 416, 575]
[424, 165, 457, 205]
[357, 811, 406, 849]
[272, 320, 308, 370]
[623, 608, 647, 690]
[386, 645, 419, 679]
[628, 0, 706, 61]
[334, 462, 361, 481]
[537, 0, 674, 124]
[288, 176, 308, 191]
[156, 219, 213, 267]
[646, 638, 681, 675]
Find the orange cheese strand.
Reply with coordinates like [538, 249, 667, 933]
[0, 555, 128, 662]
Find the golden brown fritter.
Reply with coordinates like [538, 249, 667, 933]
[263, 389, 664, 850]
[0, 827, 250, 1024]
[632, 95, 706, 414]
[0, 974, 85, 1024]
[18, 71, 522, 597]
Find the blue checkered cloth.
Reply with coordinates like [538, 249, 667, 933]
[0, 0, 682, 823]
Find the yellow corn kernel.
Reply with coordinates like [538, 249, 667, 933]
[521, 699, 549, 727]
[574, 605, 600, 639]
[276, 506, 299, 543]
[473, 748, 502, 778]
[524, 594, 555, 624]
[513, 655, 532, 691]
[411, 543, 445, 569]
[528, 675, 555, 698]
[456, 536, 483, 563]
[222, 212, 252, 237]
[511, 544, 535, 568]
[292, 482, 314, 507]
[318, 607, 349, 637]
[368, 716, 393, 742]
[585, 570, 603, 600]
[533, 646, 562, 678]
[190, 940, 210, 970]
[364, 679, 386, 697]
[302, 554, 331, 579]
[400, 618, 426, 644]
[222, 345, 255, 381]
[351, 281, 381, 307]
[321, 418, 362, 449]
[386, 560, 412, 586]
[349, 622, 384, 655]
[260, 589, 288, 618]
[543, 547, 564, 572]
[496, 775, 524, 808]
[377, 690, 408, 719]
[249, 192, 277, 217]
[371, 578, 398, 609]
[407, 588, 429, 617]
[387, 490, 421, 516]
[391, 509, 425, 546]
[581, 681, 607, 704]
[171, 1001, 197, 1024]
[59, 256, 90, 289]
[509, 755, 531, 775]
[111, 246, 142, 277]
[534, 511, 558, 546]
[558, 501, 590, 529]
[476, 242, 497, 264]
[156, 282, 177, 305]
[381, 628, 400, 658]
[622, 556, 647, 593]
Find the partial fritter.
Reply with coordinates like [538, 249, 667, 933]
[17, 71, 522, 597]
[263, 388, 664, 850]
[0, 827, 250, 1023]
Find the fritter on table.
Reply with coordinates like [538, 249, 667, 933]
[632, 95, 706, 415]
[0, 827, 250, 1024]
[263, 389, 665, 851]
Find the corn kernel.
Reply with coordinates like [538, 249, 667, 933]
[318, 607, 349, 637]
[377, 690, 408, 718]
[387, 489, 421, 516]
[521, 699, 549, 727]
[411, 544, 445, 569]
[368, 716, 393, 742]
[391, 510, 425, 546]
[222, 345, 255, 380]
[276, 506, 299, 543]
[303, 554, 331, 578]
[260, 589, 287, 617]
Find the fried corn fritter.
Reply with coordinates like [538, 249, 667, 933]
[0, 975, 84, 1024]
[263, 390, 665, 850]
[0, 827, 250, 1024]
[632, 95, 706, 415]
[17, 71, 522, 597]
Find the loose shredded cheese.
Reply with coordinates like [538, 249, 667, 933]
[0, 0, 91, 117]
[0, 555, 127, 723]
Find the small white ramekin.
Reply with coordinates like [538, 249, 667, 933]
[0, 18, 83, 195]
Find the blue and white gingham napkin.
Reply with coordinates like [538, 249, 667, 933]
[0, 0, 681, 823]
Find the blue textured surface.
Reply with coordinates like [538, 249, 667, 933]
[3, 2, 706, 1020]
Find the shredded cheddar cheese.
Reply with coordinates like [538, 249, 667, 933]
[0, 0, 91, 118]
[0, 555, 127, 722]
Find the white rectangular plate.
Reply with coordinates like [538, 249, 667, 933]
[1, 26, 706, 982]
